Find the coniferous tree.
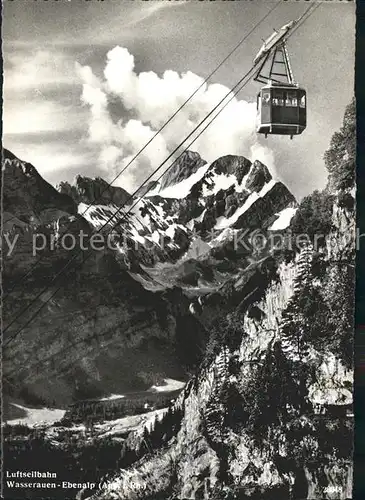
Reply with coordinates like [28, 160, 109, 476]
[324, 98, 355, 192]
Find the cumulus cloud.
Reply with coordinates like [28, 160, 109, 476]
[77, 46, 275, 192]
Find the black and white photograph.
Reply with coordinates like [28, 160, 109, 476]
[2, 0, 356, 499]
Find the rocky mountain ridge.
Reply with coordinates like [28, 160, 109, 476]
[2, 98, 355, 500]
[81, 98, 356, 500]
[3, 148, 77, 228]
[2, 148, 296, 407]
[58, 175, 130, 207]
[86, 198, 354, 500]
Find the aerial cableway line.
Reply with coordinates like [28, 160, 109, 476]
[253, 19, 308, 138]
[2, 1, 281, 299]
[3, 2, 318, 351]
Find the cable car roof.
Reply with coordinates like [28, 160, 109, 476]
[260, 82, 303, 90]
[253, 20, 298, 65]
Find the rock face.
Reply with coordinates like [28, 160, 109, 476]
[245, 159, 272, 192]
[3, 148, 77, 226]
[159, 150, 207, 189]
[3, 101, 355, 500]
[2, 149, 296, 406]
[58, 175, 131, 206]
[86, 199, 354, 500]
[207, 154, 252, 184]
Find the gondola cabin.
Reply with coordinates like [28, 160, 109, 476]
[256, 82, 306, 138]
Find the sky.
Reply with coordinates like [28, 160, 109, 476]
[3, 0, 355, 200]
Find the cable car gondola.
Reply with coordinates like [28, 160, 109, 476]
[253, 21, 307, 139]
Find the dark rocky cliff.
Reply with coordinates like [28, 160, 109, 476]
[85, 197, 355, 500]
[2, 148, 295, 406]
[58, 175, 131, 207]
[81, 100, 355, 500]
[2, 99, 355, 500]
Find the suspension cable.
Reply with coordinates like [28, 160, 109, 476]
[3, 2, 318, 353]
[3, 1, 281, 297]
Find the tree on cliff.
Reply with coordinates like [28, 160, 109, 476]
[290, 190, 334, 242]
[290, 98, 355, 243]
[324, 97, 356, 192]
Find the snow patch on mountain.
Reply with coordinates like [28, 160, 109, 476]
[202, 169, 251, 196]
[78, 202, 120, 228]
[215, 178, 276, 230]
[153, 163, 210, 199]
[210, 227, 239, 246]
[269, 207, 297, 231]
[165, 223, 183, 239]
[202, 172, 237, 197]
[129, 226, 147, 244]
